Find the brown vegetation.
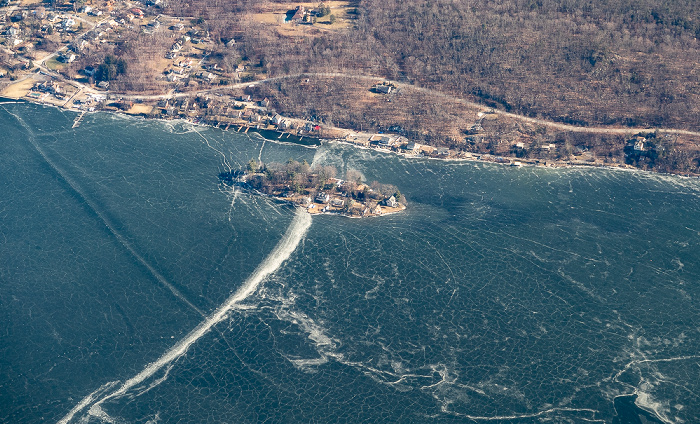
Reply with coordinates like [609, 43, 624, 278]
[232, 0, 700, 131]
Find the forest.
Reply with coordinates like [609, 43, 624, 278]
[192, 0, 700, 132]
[62, 0, 700, 131]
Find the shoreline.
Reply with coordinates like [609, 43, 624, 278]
[3, 94, 700, 179]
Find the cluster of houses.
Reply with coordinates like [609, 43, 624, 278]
[258, 178, 404, 217]
[151, 93, 326, 137]
[344, 133, 454, 157]
[26, 78, 95, 104]
[30, 80, 67, 99]
[302, 181, 403, 217]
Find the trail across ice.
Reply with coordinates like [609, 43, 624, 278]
[58, 208, 312, 424]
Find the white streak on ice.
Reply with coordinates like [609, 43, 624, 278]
[58, 209, 312, 424]
[4, 108, 207, 317]
[57, 381, 120, 424]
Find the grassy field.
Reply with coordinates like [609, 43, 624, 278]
[44, 57, 65, 71]
[0, 77, 36, 99]
[251, 1, 357, 36]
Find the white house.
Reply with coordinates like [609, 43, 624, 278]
[315, 192, 330, 203]
[62, 18, 75, 29]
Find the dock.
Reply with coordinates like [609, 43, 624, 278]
[72, 111, 86, 128]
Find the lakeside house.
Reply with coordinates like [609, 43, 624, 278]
[370, 134, 394, 147]
[383, 196, 397, 208]
[315, 192, 330, 203]
[634, 137, 646, 151]
[404, 142, 419, 152]
[437, 147, 450, 156]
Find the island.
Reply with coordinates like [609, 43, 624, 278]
[219, 159, 405, 218]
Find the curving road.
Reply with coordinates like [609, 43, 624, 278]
[13, 58, 700, 138]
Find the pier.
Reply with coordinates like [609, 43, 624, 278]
[72, 111, 86, 128]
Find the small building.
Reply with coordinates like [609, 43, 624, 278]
[467, 123, 483, 134]
[60, 52, 76, 63]
[437, 147, 450, 156]
[372, 205, 382, 215]
[634, 139, 645, 151]
[195, 71, 216, 82]
[404, 142, 419, 152]
[315, 192, 330, 203]
[71, 39, 89, 52]
[62, 18, 75, 29]
[383, 196, 397, 208]
[97, 81, 109, 89]
[6, 26, 20, 37]
[84, 66, 96, 76]
[291, 6, 306, 23]
[375, 84, 392, 94]
[370, 134, 393, 147]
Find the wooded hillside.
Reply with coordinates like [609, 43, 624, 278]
[204, 0, 700, 130]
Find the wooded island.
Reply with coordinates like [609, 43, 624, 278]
[219, 159, 405, 217]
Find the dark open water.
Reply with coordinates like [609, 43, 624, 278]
[1, 101, 698, 423]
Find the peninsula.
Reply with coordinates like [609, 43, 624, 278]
[219, 159, 405, 217]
